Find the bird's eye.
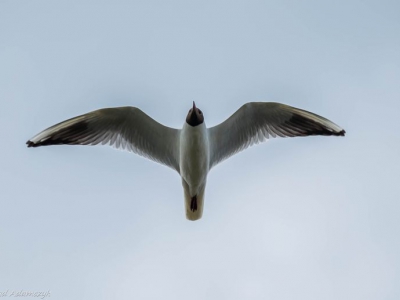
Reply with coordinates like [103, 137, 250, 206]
[198, 110, 202, 114]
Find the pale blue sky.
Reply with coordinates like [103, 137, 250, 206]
[1, 1, 399, 299]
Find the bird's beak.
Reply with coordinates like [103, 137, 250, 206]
[193, 101, 196, 110]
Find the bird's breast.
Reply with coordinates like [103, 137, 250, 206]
[179, 124, 209, 190]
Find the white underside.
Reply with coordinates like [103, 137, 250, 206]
[179, 123, 209, 220]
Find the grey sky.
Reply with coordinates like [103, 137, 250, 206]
[1, 0, 399, 299]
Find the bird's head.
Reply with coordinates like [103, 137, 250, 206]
[186, 101, 204, 127]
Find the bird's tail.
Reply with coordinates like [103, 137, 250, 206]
[184, 193, 204, 221]
[182, 180, 205, 221]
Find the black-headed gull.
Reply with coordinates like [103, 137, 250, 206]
[27, 102, 345, 220]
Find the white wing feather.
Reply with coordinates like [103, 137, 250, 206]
[208, 102, 345, 169]
[27, 107, 181, 172]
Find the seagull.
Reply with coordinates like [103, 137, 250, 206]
[27, 102, 345, 220]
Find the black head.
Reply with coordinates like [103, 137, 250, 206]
[186, 102, 204, 127]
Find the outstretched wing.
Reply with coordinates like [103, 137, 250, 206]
[27, 107, 181, 172]
[208, 102, 345, 169]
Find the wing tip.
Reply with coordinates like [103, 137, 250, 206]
[337, 129, 346, 136]
[26, 140, 36, 147]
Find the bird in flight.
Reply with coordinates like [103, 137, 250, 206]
[27, 102, 345, 220]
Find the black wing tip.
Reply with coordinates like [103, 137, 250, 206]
[337, 129, 346, 136]
[26, 140, 36, 147]
[26, 139, 71, 147]
[322, 128, 346, 137]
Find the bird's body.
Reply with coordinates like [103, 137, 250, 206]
[27, 102, 345, 220]
[180, 121, 209, 219]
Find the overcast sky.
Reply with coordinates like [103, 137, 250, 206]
[1, 1, 399, 299]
